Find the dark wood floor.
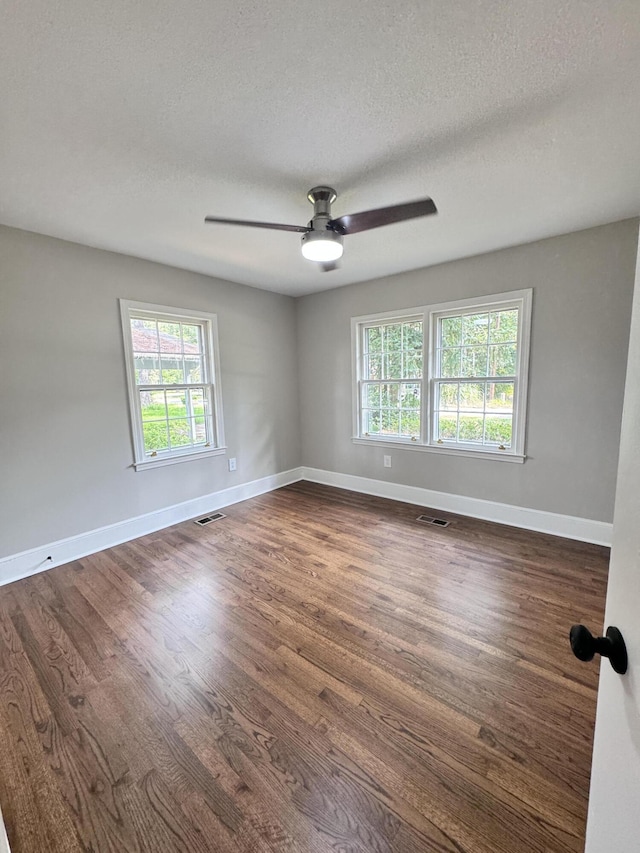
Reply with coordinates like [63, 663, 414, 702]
[0, 482, 608, 852]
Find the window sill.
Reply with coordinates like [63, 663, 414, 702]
[133, 446, 227, 471]
[351, 437, 525, 463]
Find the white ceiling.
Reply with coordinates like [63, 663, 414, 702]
[1, 1, 639, 297]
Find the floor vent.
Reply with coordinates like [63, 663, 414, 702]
[194, 512, 226, 526]
[416, 515, 450, 528]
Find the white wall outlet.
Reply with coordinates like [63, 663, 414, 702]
[228, 457, 237, 472]
[383, 455, 392, 468]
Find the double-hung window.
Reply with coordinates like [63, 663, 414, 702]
[120, 300, 225, 469]
[359, 317, 423, 441]
[352, 289, 532, 461]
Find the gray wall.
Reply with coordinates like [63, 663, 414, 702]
[1, 220, 636, 560]
[0, 226, 301, 557]
[296, 220, 638, 523]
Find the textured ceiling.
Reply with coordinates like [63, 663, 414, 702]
[1, 1, 639, 296]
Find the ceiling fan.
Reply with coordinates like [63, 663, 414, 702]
[204, 186, 437, 271]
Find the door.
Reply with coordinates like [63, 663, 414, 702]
[585, 231, 640, 852]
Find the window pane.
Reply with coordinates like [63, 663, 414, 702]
[489, 344, 517, 376]
[160, 355, 184, 384]
[158, 322, 182, 352]
[363, 409, 381, 434]
[461, 346, 488, 377]
[462, 313, 489, 346]
[363, 384, 381, 408]
[485, 415, 513, 445]
[437, 413, 457, 439]
[404, 321, 423, 352]
[364, 354, 382, 380]
[140, 390, 167, 421]
[489, 309, 518, 344]
[383, 324, 402, 352]
[400, 382, 421, 409]
[168, 418, 192, 448]
[189, 388, 205, 416]
[182, 324, 203, 353]
[402, 351, 422, 378]
[384, 352, 402, 379]
[440, 348, 461, 377]
[130, 319, 159, 352]
[486, 382, 514, 412]
[185, 355, 203, 383]
[134, 354, 160, 385]
[459, 383, 485, 411]
[381, 409, 400, 435]
[400, 410, 420, 437]
[166, 388, 187, 418]
[440, 317, 461, 347]
[439, 383, 458, 410]
[381, 383, 399, 408]
[193, 416, 207, 444]
[142, 421, 169, 453]
[458, 414, 484, 443]
[365, 326, 382, 353]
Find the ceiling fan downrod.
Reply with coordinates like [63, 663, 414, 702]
[306, 186, 337, 227]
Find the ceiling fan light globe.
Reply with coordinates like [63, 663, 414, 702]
[301, 230, 344, 262]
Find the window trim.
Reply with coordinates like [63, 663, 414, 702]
[351, 289, 532, 462]
[357, 312, 424, 444]
[120, 299, 226, 471]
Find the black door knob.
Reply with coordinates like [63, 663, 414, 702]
[569, 624, 628, 675]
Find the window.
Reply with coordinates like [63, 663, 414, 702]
[120, 300, 225, 469]
[352, 290, 532, 461]
[360, 317, 423, 441]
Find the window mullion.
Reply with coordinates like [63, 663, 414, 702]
[425, 309, 436, 445]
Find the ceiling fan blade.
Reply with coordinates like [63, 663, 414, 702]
[204, 216, 309, 233]
[330, 197, 437, 235]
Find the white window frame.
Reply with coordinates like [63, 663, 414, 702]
[351, 289, 532, 462]
[120, 300, 226, 471]
[357, 313, 424, 445]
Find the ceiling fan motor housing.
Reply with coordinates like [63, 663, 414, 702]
[301, 227, 343, 261]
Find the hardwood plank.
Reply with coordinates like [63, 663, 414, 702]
[0, 482, 607, 851]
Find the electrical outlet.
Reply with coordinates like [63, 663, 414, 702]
[383, 455, 392, 468]
[228, 457, 237, 472]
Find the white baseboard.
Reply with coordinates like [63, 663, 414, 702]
[301, 467, 613, 546]
[0, 467, 304, 587]
[0, 464, 611, 588]
[0, 807, 9, 853]
[0, 811, 9, 853]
